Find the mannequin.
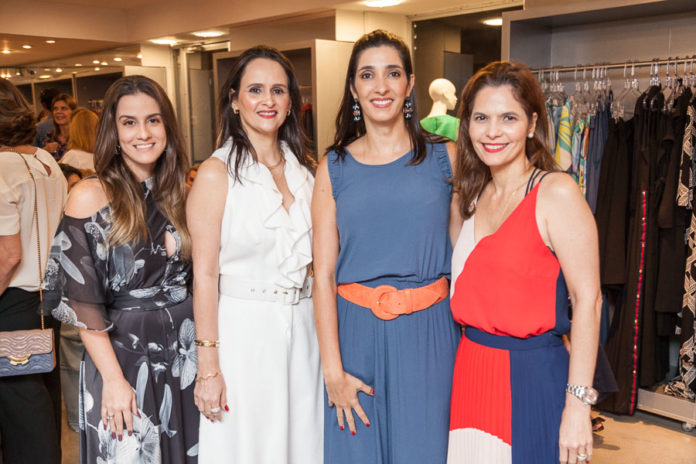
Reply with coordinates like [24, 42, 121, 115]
[421, 78, 460, 142]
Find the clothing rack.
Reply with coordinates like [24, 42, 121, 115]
[532, 56, 696, 75]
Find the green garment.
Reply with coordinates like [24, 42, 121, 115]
[420, 114, 460, 142]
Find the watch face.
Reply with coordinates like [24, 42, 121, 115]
[584, 387, 599, 405]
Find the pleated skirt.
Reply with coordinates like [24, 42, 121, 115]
[448, 327, 569, 464]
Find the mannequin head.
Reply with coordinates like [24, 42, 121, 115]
[428, 78, 457, 114]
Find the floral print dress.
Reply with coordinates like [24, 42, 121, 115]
[43, 179, 198, 463]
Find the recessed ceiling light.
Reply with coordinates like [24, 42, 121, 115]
[22, 45, 31, 49]
[44, 68, 51, 71]
[75, 63, 82, 67]
[56, 68, 62, 72]
[46, 40, 56, 44]
[94, 67, 100, 71]
[364, 0, 401, 6]
[137, 53, 143, 59]
[39, 75, 52, 79]
[192, 30, 225, 38]
[150, 38, 178, 46]
[1, 50, 10, 54]
[482, 18, 503, 26]
[113, 57, 122, 62]
[92, 60, 100, 64]
[101, 61, 108, 66]
[15, 71, 21, 76]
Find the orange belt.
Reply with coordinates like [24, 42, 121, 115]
[337, 277, 449, 321]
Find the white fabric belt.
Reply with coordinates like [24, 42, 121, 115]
[218, 276, 313, 305]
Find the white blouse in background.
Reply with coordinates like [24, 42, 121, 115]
[0, 148, 67, 291]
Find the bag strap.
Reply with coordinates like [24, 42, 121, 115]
[14, 152, 46, 329]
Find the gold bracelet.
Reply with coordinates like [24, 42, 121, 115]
[195, 371, 221, 383]
[195, 339, 220, 348]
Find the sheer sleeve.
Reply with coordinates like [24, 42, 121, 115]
[43, 208, 113, 331]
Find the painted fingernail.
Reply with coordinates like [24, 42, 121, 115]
[339, 425, 344, 431]
[366, 423, 371, 427]
[118, 435, 122, 442]
[128, 431, 132, 437]
[224, 405, 229, 412]
[103, 423, 107, 430]
[370, 388, 374, 395]
[111, 432, 116, 439]
[351, 431, 356, 436]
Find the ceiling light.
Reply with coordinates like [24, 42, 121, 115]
[39, 75, 52, 79]
[101, 61, 108, 65]
[113, 57, 122, 62]
[75, 63, 82, 67]
[1, 50, 10, 54]
[364, 0, 402, 6]
[56, 68, 62, 72]
[15, 71, 21, 76]
[482, 18, 503, 26]
[92, 60, 100, 64]
[137, 53, 143, 59]
[150, 38, 178, 46]
[44, 68, 51, 71]
[46, 40, 56, 44]
[192, 30, 225, 38]
[94, 67, 100, 71]
[22, 45, 31, 49]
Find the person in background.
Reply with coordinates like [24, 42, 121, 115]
[43, 75, 199, 463]
[447, 61, 600, 464]
[42, 93, 76, 161]
[33, 87, 60, 146]
[60, 108, 98, 173]
[312, 29, 461, 464]
[188, 45, 321, 464]
[0, 78, 66, 464]
[59, 163, 82, 191]
[186, 162, 200, 190]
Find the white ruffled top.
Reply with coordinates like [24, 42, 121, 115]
[211, 139, 313, 290]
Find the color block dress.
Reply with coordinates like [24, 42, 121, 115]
[325, 143, 461, 464]
[448, 175, 571, 464]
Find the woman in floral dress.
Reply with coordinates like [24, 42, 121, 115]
[44, 75, 199, 463]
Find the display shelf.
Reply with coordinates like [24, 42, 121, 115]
[637, 387, 696, 430]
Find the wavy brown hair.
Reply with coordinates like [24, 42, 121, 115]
[455, 61, 557, 219]
[0, 78, 36, 146]
[327, 29, 428, 164]
[94, 75, 191, 258]
[217, 45, 315, 181]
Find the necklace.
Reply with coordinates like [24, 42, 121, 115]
[262, 156, 285, 171]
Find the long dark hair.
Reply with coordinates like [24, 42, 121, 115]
[455, 61, 557, 219]
[94, 75, 191, 258]
[327, 29, 427, 164]
[217, 45, 314, 181]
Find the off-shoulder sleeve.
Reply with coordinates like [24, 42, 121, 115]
[43, 211, 113, 331]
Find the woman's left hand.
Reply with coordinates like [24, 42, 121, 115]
[558, 399, 593, 463]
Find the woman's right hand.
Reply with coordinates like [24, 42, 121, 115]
[194, 371, 227, 423]
[43, 141, 58, 154]
[325, 371, 374, 434]
[101, 375, 139, 441]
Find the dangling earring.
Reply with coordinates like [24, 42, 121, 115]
[115, 143, 121, 155]
[403, 98, 414, 119]
[287, 109, 292, 117]
[352, 98, 361, 122]
[527, 132, 534, 139]
[233, 106, 239, 115]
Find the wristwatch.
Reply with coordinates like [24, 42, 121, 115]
[566, 384, 599, 406]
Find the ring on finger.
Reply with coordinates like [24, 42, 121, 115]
[210, 407, 221, 413]
[577, 453, 588, 461]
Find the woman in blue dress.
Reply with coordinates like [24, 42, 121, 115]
[312, 29, 462, 464]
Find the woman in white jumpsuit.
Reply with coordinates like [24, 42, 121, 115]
[187, 45, 322, 464]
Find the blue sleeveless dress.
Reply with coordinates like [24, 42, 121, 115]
[326, 142, 461, 464]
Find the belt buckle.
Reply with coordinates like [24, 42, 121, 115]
[282, 288, 300, 305]
[370, 285, 402, 317]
